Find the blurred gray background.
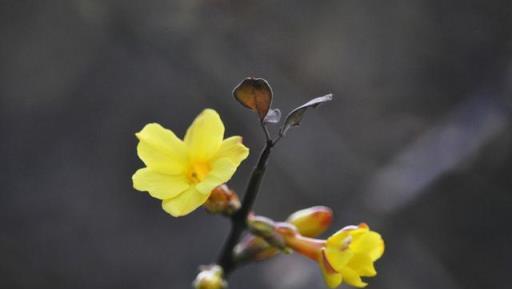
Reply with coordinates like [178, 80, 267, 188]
[1, 0, 512, 289]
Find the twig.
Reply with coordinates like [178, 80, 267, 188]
[217, 139, 274, 276]
[261, 121, 272, 143]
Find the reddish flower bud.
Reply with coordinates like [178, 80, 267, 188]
[286, 206, 333, 237]
[204, 185, 241, 215]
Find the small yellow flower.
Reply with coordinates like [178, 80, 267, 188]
[319, 223, 384, 288]
[132, 109, 249, 217]
[279, 223, 384, 288]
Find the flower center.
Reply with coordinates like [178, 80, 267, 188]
[187, 162, 211, 184]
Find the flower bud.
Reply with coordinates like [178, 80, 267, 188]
[286, 206, 333, 237]
[234, 234, 278, 263]
[193, 265, 227, 289]
[247, 215, 276, 236]
[248, 215, 291, 253]
[275, 222, 299, 238]
[204, 185, 241, 216]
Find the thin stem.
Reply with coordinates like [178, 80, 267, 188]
[261, 121, 272, 143]
[272, 133, 283, 146]
[217, 139, 274, 276]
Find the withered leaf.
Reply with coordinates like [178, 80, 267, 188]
[280, 93, 333, 136]
[233, 77, 273, 120]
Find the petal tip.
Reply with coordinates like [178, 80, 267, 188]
[200, 108, 220, 118]
[161, 200, 186, 217]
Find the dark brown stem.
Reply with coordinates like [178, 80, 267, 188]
[217, 139, 273, 276]
[261, 121, 272, 143]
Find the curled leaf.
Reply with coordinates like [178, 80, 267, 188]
[280, 93, 333, 136]
[233, 77, 273, 120]
[263, 108, 281, 124]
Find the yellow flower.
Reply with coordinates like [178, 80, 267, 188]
[319, 223, 384, 288]
[279, 223, 384, 288]
[132, 109, 249, 217]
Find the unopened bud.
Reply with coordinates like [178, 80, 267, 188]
[286, 206, 333, 237]
[275, 222, 299, 238]
[248, 215, 290, 253]
[248, 215, 276, 236]
[233, 234, 278, 263]
[204, 185, 240, 216]
[193, 265, 226, 289]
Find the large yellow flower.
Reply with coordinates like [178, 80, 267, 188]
[132, 109, 249, 217]
[319, 223, 384, 288]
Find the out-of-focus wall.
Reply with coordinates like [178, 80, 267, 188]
[1, 1, 511, 289]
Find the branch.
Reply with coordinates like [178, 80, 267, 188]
[217, 139, 274, 276]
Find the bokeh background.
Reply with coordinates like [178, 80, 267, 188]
[2, 0, 512, 289]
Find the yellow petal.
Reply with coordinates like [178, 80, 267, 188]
[132, 168, 190, 200]
[161, 187, 210, 217]
[319, 250, 343, 288]
[348, 253, 377, 277]
[215, 136, 249, 166]
[324, 246, 354, 272]
[185, 109, 224, 162]
[136, 123, 188, 174]
[341, 267, 367, 288]
[326, 227, 354, 248]
[195, 158, 237, 194]
[320, 268, 343, 288]
[350, 231, 385, 261]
